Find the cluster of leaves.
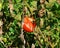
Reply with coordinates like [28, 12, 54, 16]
[0, 0, 60, 48]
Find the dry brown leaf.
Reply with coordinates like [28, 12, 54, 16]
[38, 8, 45, 17]
[0, 20, 3, 26]
[0, 12, 3, 16]
[40, 0, 45, 4]
[0, 21, 3, 35]
[57, 0, 60, 4]
[0, 27, 3, 35]
[31, 44, 35, 48]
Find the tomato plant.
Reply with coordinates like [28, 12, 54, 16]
[0, 0, 60, 48]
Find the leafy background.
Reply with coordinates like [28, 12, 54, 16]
[0, 0, 60, 48]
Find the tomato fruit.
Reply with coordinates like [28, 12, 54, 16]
[22, 16, 36, 32]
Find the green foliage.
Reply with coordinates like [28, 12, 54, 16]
[0, 0, 60, 48]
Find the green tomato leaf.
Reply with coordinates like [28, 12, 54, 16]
[9, 27, 14, 32]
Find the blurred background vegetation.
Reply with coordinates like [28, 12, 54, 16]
[0, 0, 60, 48]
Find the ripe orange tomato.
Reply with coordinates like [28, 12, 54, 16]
[22, 16, 36, 32]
